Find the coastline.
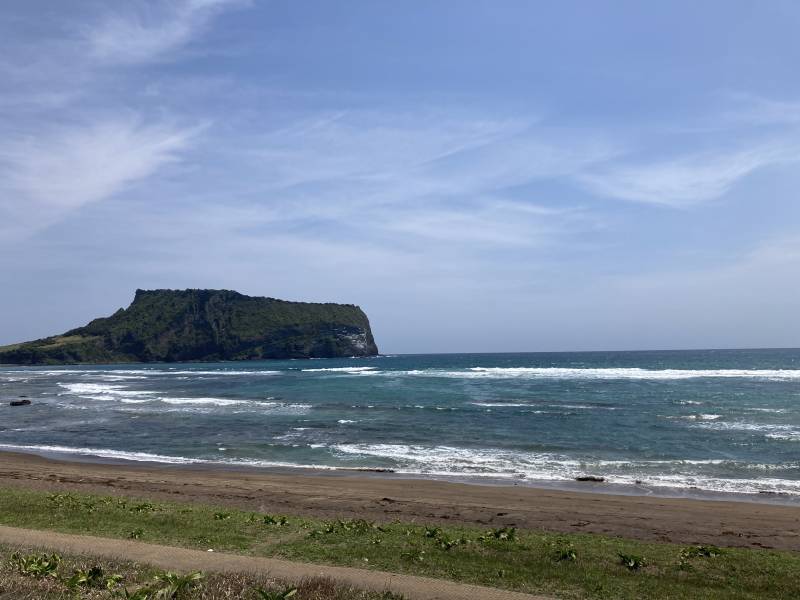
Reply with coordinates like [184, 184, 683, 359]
[2, 443, 798, 507]
[1, 449, 798, 552]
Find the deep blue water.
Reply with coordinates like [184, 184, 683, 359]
[1, 349, 799, 498]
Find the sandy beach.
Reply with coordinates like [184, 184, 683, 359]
[0, 450, 797, 552]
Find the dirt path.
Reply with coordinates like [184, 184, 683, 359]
[1, 452, 799, 551]
[0, 525, 551, 600]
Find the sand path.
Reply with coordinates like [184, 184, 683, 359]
[0, 524, 551, 600]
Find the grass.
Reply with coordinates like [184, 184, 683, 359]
[0, 486, 798, 599]
[0, 544, 401, 599]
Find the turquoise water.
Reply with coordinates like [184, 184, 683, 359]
[1, 349, 799, 498]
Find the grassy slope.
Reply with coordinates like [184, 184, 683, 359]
[0, 487, 797, 599]
[0, 543, 401, 600]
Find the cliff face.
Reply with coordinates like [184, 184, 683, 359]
[0, 289, 379, 365]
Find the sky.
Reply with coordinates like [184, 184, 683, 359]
[1, 0, 799, 353]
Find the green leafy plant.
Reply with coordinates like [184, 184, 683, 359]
[10, 552, 61, 578]
[154, 570, 204, 597]
[48, 493, 80, 509]
[117, 571, 203, 599]
[553, 545, 577, 562]
[106, 573, 125, 590]
[681, 545, 722, 559]
[128, 528, 145, 539]
[213, 511, 231, 520]
[436, 537, 461, 551]
[400, 548, 426, 563]
[262, 514, 289, 526]
[479, 527, 517, 542]
[424, 526, 443, 538]
[252, 586, 298, 599]
[678, 545, 723, 569]
[309, 518, 376, 537]
[130, 502, 157, 514]
[65, 565, 105, 589]
[118, 586, 157, 600]
[618, 553, 647, 571]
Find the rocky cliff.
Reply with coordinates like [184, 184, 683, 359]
[0, 289, 379, 365]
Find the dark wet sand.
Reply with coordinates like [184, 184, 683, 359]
[0, 451, 797, 551]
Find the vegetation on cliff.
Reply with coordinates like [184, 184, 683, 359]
[0, 289, 378, 365]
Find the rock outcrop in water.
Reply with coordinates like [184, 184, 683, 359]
[0, 289, 379, 365]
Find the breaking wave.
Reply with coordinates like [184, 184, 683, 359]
[406, 367, 800, 381]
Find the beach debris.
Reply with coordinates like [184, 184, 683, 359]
[575, 475, 605, 482]
[9, 398, 31, 406]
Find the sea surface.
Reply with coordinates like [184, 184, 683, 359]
[1, 350, 799, 500]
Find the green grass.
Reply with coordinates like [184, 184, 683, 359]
[0, 543, 401, 599]
[0, 486, 798, 599]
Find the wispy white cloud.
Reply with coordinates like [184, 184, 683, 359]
[0, 1, 242, 241]
[226, 112, 621, 217]
[721, 93, 800, 127]
[84, 0, 247, 65]
[173, 111, 620, 257]
[0, 117, 198, 239]
[576, 143, 799, 207]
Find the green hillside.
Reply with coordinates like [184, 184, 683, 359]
[0, 289, 378, 365]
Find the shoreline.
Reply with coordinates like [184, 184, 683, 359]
[1, 449, 798, 551]
[2, 445, 799, 507]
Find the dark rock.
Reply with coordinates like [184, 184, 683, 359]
[575, 475, 605, 482]
[351, 467, 396, 473]
[9, 399, 31, 406]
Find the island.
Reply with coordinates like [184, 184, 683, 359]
[0, 289, 379, 364]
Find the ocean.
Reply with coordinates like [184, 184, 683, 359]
[1, 349, 798, 500]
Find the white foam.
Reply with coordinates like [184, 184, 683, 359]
[337, 419, 357, 424]
[0, 443, 339, 471]
[139, 398, 310, 413]
[150, 370, 280, 376]
[0, 443, 204, 464]
[471, 402, 534, 407]
[694, 421, 800, 440]
[160, 397, 251, 407]
[671, 414, 723, 421]
[57, 382, 158, 399]
[301, 366, 378, 374]
[403, 367, 800, 381]
[333, 443, 581, 479]
[1, 440, 796, 496]
[331, 443, 800, 495]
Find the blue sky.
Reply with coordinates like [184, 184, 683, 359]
[1, 0, 799, 352]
